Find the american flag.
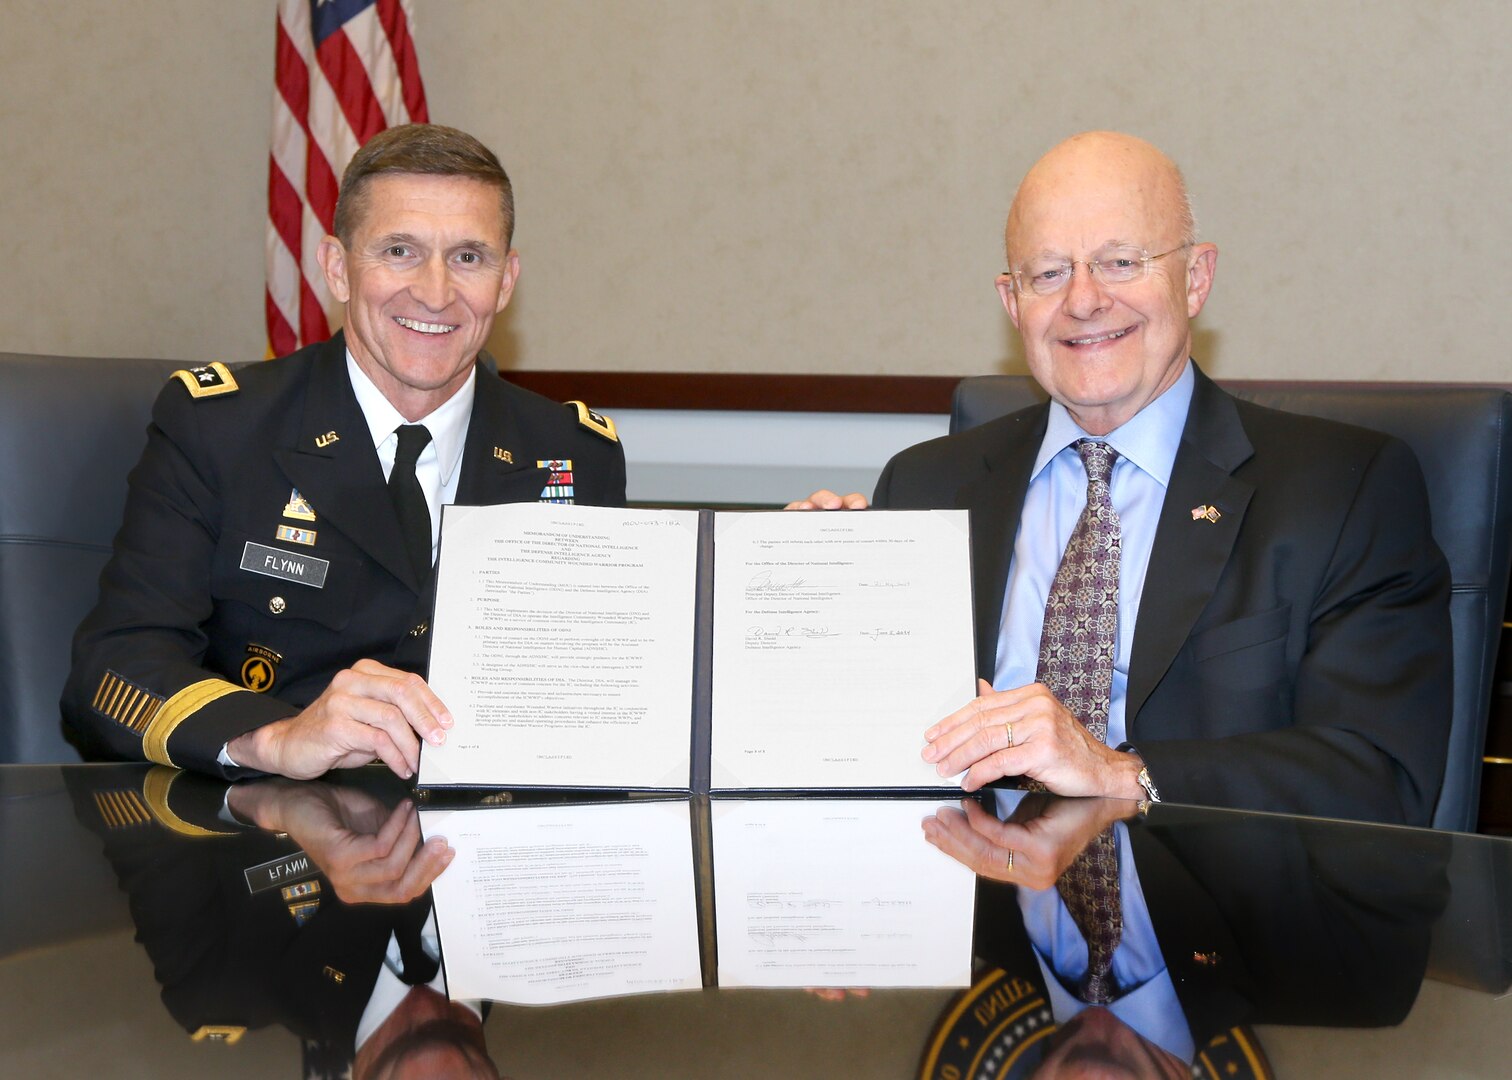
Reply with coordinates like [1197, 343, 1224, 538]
[266, 0, 428, 357]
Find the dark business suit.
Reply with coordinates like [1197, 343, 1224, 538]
[63, 333, 627, 775]
[960, 808, 1445, 1057]
[873, 365, 1452, 824]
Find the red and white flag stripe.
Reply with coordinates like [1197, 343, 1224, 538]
[266, 0, 428, 358]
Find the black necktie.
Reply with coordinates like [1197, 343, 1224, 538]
[389, 424, 433, 583]
[393, 900, 441, 985]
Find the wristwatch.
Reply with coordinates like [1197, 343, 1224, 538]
[1119, 742, 1162, 806]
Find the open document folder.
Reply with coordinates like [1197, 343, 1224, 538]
[420, 797, 976, 1005]
[419, 504, 976, 791]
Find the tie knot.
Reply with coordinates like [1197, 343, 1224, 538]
[1074, 439, 1117, 485]
[394, 424, 433, 469]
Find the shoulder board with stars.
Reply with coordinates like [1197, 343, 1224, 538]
[566, 400, 618, 443]
[170, 362, 240, 399]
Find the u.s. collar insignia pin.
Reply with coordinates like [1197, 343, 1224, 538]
[493, 447, 513, 464]
[1191, 504, 1222, 523]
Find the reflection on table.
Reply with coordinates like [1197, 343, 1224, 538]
[0, 764, 1507, 1078]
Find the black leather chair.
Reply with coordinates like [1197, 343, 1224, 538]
[0, 352, 185, 763]
[951, 375, 1512, 832]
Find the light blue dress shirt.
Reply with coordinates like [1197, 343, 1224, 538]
[993, 361, 1195, 750]
[995, 790, 1195, 1063]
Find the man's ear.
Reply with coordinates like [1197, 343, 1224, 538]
[1185, 243, 1218, 318]
[316, 235, 351, 304]
[996, 274, 1021, 330]
[495, 250, 521, 314]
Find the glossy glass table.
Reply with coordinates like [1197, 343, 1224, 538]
[2, 763, 1507, 1078]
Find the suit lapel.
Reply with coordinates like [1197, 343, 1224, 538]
[454, 368, 554, 506]
[957, 408, 1047, 679]
[272, 336, 421, 593]
[1126, 369, 1255, 725]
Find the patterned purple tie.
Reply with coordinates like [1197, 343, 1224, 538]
[1035, 439, 1120, 740]
[1058, 824, 1122, 1003]
[1037, 439, 1123, 1003]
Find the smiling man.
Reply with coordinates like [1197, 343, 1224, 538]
[795, 132, 1451, 825]
[64, 124, 626, 780]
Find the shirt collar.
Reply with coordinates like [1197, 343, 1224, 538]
[345, 350, 476, 486]
[1032, 359, 1195, 486]
[1032, 953, 1195, 1065]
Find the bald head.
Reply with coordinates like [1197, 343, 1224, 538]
[1006, 132, 1195, 266]
[993, 131, 1218, 435]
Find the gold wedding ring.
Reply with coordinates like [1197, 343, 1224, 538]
[1004, 722, 1014, 748]
[1005, 849, 1015, 872]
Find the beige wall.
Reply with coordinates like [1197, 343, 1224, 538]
[3, 1, 1508, 382]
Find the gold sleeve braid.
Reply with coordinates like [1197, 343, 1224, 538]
[141, 679, 250, 767]
[93, 670, 165, 734]
[89, 769, 234, 836]
[92, 788, 152, 830]
[142, 766, 234, 836]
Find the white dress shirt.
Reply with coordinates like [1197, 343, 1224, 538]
[346, 351, 476, 566]
[355, 908, 481, 1051]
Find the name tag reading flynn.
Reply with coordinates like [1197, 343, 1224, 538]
[241, 542, 330, 588]
[244, 850, 316, 895]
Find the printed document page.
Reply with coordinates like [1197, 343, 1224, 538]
[712, 798, 975, 988]
[422, 503, 699, 788]
[422, 801, 702, 1005]
[710, 510, 975, 789]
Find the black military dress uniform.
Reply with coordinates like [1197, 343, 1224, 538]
[65, 765, 430, 1076]
[63, 334, 626, 774]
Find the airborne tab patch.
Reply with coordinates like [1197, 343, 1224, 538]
[566, 400, 618, 443]
[171, 362, 239, 399]
[241, 644, 281, 693]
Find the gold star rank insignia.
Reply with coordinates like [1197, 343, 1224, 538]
[567, 400, 618, 442]
[171, 362, 239, 399]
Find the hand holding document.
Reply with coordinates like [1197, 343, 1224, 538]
[421, 504, 975, 791]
